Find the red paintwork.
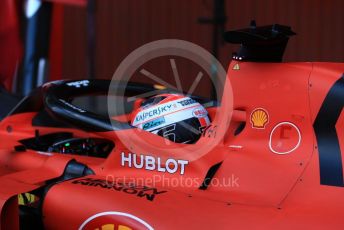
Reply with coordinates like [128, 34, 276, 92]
[0, 0, 22, 90]
[0, 61, 344, 229]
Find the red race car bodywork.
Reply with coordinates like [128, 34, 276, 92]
[0, 61, 344, 229]
[1, 23, 344, 229]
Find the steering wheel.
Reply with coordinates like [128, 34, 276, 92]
[43, 80, 216, 132]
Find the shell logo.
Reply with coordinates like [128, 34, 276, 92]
[79, 212, 153, 230]
[250, 108, 269, 129]
[93, 224, 131, 230]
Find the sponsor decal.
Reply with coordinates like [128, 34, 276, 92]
[142, 117, 165, 130]
[269, 122, 301, 154]
[192, 107, 208, 118]
[79, 211, 153, 230]
[202, 125, 217, 138]
[177, 98, 196, 106]
[134, 104, 175, 123]
[66, 80, 89, 88]
[71, 178, 166, 202]
[121, 152, 189, 175]
[250, 108, 269, 129]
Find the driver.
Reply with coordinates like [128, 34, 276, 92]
[131, 94, 210, 144]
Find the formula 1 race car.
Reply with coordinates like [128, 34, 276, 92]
[1, 23, 344, 230]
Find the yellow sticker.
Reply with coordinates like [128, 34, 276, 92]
[153, 84, 166, 90]
[233, 63, 240, 70]
[18, 193, 36, 205]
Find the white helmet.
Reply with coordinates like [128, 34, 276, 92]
[131, 94, 211, 144]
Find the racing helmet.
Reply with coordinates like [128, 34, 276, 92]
[131, 94, 211, 144]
